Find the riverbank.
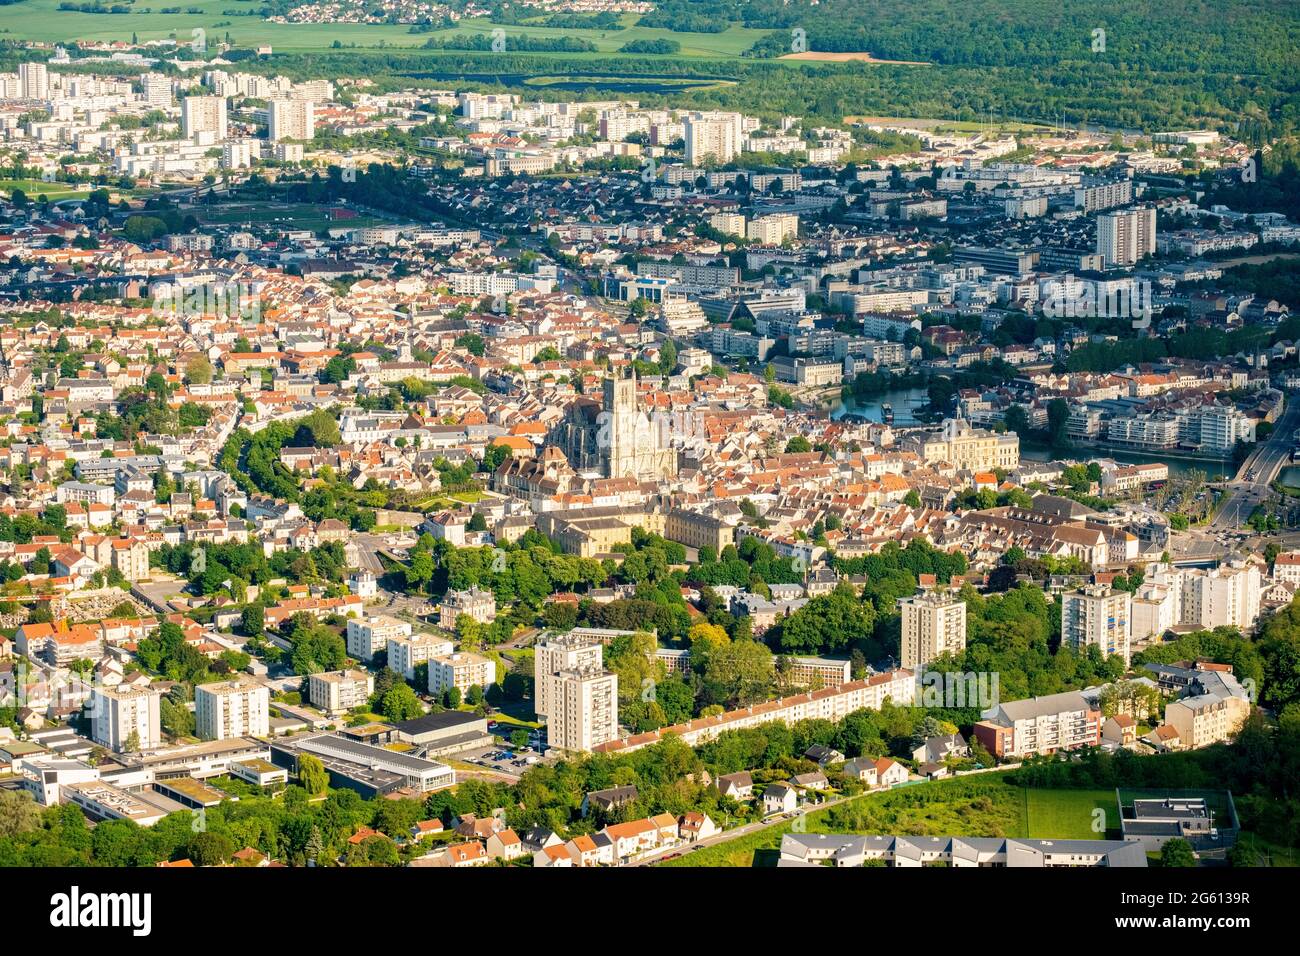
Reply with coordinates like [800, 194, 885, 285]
[1019, 440, 1232, 481]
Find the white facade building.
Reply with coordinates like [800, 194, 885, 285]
[195, 679, 269, 741]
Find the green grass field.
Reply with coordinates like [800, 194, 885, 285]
[1024, 788, 1119, 839]
[0, 178, 90, 200]
[0, 3, 769, 57]
[194, 201, 394, 232]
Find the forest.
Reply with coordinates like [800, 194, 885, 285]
[205, 41, 1297, 141]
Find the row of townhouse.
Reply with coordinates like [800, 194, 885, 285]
[535, 811, 720, 868]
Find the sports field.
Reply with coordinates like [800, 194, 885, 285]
[193, 201, 396, 233]
[0, 178, 91, 200]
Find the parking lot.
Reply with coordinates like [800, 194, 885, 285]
[459, 736, 548, 778]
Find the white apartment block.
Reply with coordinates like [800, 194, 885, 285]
[268, 98, 315, 142]
[534, 632, 606, 720]
[975, 690, 1101, 758]
[1074, 178, 1133, 213]
[346, 615, 410, 662]
[447, 271, 519, 297]
[292, 79, 333, 102]
[1142, 561, 1262, 634]
[1188, 405, 1255, 452]
[307, 669, 375, 716]
[428, 652, 496, 698]
[1061, 585, 1132, 665]
[899, 591, 968, 670]
[709, 212, 746, 236]
[387, 632, 455, 681]
[182, 95, 228, 140]
[1132, 583, 1178, 642]
[195, 679, 270, 741]
[595, 669, 915, 755]
[746, 213, 799, 245]
[547, 667, 619, 753]
[684, 112, 741, 165]
[90, 685, 162, 753]
[785, 656, 853, 687]
[222, 140, 255, 170]
[19, 62, 48, 100]
[1096, 206, 1156, 268]
[140, 73, 173, 108]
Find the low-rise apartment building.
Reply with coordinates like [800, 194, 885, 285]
[973, 690, 1101, 758]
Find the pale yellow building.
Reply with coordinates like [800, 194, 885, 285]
[899, 591, 967, 670]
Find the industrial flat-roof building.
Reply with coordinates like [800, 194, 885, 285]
[270, 733, 455, 798]
[391, 711, 492, 756]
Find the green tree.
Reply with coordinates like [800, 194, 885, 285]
[297, 753, 330, 795]
[188, 831, 235, 867]
[241, 604, 265, 636]
[185, 355, 213, 384]
[0, 790, 42, 838]
[378, 683, 424, 722]
[1159, 838, 1197, 868]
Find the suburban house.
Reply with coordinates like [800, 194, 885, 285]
[842, 757, 879, 786]
[874, 758, 910, 787]
[486, 828, 525, 861]
[534, 843, 574, 868]
[602, 818, 661, 862]
[680, 811, 719, 843]
[804, 745, 845, 766]
[581, 784, 638, 818]
[764, 782, 799, 815]
[910, 733, 969, 764]
[791, 770, 829, 791]
[1102, 714, 1137, 747]
[716, 771, 754, 800]
[439, 841, 490, 867]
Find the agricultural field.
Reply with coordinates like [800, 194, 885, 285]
[0, 2, 770, 57]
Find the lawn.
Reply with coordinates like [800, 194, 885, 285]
[1023, 788, 1119, 839]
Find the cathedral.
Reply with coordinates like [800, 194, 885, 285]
[553, 370, 678, 481]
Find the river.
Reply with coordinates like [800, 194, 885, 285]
[1019, 444, 1232, 481]
[830, 387, 932, 425]
[830, 387, 1232, 480]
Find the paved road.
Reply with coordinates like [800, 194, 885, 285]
[1209, 399, 1300, 532]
